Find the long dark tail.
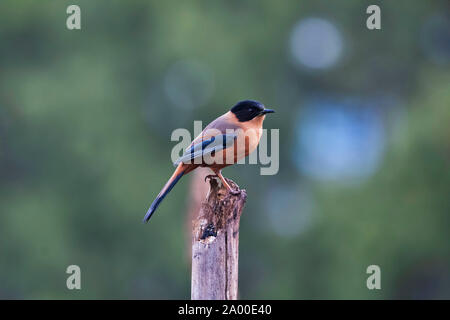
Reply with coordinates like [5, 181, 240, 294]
[143, 164, 186, 222]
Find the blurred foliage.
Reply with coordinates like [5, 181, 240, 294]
[0, 0, 449, 299]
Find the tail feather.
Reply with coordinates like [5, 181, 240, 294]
[143, 165, 186, 222]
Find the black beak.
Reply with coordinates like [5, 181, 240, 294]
[262, 108, 275, 114]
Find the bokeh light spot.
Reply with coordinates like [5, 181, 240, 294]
[293, 99, 385, 183]
[290, 18, 343, 70]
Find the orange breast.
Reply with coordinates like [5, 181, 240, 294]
[201, 114, 265, 169]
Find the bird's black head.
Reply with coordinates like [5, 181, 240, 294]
[230, 100, 275, 122]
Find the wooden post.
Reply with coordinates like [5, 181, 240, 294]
[184, 168, 211, 262]
[191, 177, 247, 300]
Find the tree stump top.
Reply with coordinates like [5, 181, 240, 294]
[193, 177, 247, 244]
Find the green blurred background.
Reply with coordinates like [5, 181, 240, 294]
[1, 0, 450, 299]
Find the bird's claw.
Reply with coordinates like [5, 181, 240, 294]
[204, 174, 218, 182]
[228, 188, 241, 196]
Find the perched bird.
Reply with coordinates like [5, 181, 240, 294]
[143, 100, 275, 222]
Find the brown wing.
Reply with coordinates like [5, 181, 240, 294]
[187, 112, 240, 150]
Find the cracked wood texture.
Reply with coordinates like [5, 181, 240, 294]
[191, 177, 247, 300]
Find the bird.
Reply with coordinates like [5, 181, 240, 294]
[143, 100, 275, 222]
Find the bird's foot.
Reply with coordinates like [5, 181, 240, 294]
[204, 174, 218, 182]
[228, 188, 241, 196]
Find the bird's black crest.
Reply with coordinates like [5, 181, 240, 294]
[230, 100, 265, 122]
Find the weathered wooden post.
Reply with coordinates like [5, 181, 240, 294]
[191, 177, 247, 300]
